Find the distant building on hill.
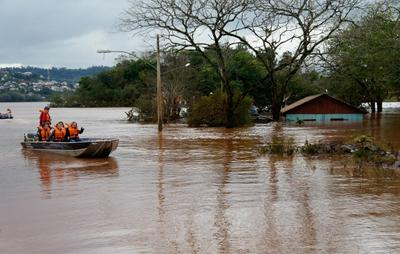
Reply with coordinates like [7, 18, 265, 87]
[281, 94, 366, 122]
[21, 72, 32, 76]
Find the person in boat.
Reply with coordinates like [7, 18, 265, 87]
[6, 108, 12, 118]
[0, 108, 13, 119]
[66, 121, 84, 142]
[37, 122, 51, 141]
[39, 106, 51, 126]
[49, 121, 67, 142]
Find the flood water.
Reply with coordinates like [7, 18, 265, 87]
[2, 102, 400, 253]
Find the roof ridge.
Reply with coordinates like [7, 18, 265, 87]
[281, 94, 365, 114]
[281, 94, 323, 113]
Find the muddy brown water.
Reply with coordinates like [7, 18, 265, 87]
[1, 102, 400, 253]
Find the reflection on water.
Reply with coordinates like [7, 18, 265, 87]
[156, 132, 167, 251]
[215, 138, 233, 254]
[22, 150, 119, 198]
[2, 102, 400, 253]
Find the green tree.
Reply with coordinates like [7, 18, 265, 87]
[325, 3, 400, 112]
[285, 71, 323, 105]
[188, 90, 252, 127]
[52, 59, 156, 107]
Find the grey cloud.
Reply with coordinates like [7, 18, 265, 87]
[0, 0, 143, 68]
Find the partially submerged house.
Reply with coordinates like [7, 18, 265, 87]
[281, 94, 366, 122]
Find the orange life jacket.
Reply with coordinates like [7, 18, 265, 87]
[43, 113, 51, 123]
[38, 126, 51, 141]
[40, 110, 51, 125]
[53, 127, 66, 141]
[68, 127, 80, 139]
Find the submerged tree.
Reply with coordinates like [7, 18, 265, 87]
[325, 2, 400, 112]
[121, 0, 361, 122]
[162, 51, 192, 121]
[221, 0, 361, 120]
[120, 0, 253, 127]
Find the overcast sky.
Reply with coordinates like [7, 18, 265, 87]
[0, 0, 146, 68]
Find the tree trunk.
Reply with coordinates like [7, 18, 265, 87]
[226, 96, 236, 128]
[271, 100, 282, 121]
[217, 59, 236, 128]
[377, 100, 383, 113]
[225, 89, 235, 128]
[271, 84, 282, 121]
[269, 73, 287, 122]
[370, 101, 376, 113]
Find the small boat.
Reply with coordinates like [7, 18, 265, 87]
[0, 114, 13, 119]
[0, 108, 13, 119]
[21, 134, 119, 158]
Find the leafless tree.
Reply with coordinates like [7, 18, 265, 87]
[221, 0, 361, 120]
[162, 52, 190, 121]
[121, 0, 361, 123]
[120, 0, 253, 127]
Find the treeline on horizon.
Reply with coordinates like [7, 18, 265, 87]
[51, 0, 400, 126]
[0, 92, 43, 102]
[2, 66, 110, 83]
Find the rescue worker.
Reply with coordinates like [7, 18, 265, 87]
[66, 121, 84, 142]
[6, 108, 12, 118]
[37, 122, 51, 141]
[39, 106, 51, 126]
[50, 121, 67, 142]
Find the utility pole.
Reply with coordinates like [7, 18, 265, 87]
[98, 39, 189, 132]
[156, 34, 163, 132]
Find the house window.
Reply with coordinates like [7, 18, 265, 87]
[330, 118, 347, 121]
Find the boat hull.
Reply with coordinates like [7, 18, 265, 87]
[21, 139, 119, 158]
[0, 115, 13, 119]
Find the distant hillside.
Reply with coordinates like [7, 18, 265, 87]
[0, 66, 111, 102]
[1, 66, 110, 84]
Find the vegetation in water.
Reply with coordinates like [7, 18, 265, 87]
[324, 4, 400, 112]
[352, 135, 398, 176]
[261, 137, 296, 156]
[188, 90, 252, 127]
[301, 140, 327, 155]
[261, 135, 400, 178]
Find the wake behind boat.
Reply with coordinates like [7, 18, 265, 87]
[21, 134, 119, 158]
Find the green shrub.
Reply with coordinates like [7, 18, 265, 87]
[49, 93, 64, 106]
[352, 135, 397, 175]
[301, 140, 325, 155]
[188, 90, 252, 127]
[261, 137, 296, 156]
[50, 91, 83, 107]
[135, 95, 157, 122]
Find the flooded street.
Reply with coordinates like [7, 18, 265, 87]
[2, 102, 400, 253]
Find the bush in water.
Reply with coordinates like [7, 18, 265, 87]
[188, 90, 252, 127]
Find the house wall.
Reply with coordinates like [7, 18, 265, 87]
[286, 95, 362, 114]
[285, 113, 364, 122]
